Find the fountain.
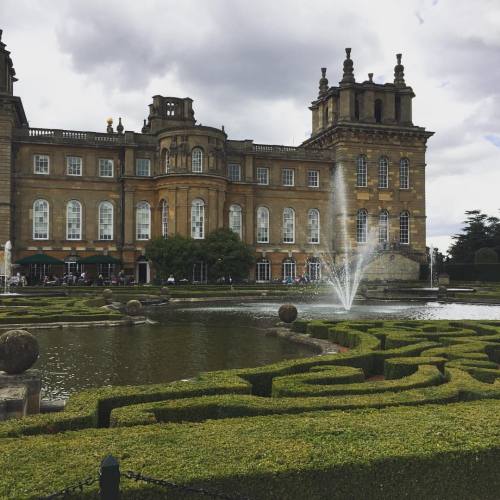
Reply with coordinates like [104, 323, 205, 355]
[3, 240, 12, 295]
[322, 166, 378, 311]
[429, 244, 435, 289]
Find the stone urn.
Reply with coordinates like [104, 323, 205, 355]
[0, 330, 39, 374]
[278, 304, 298, 323]
[126, 299, 143, 316]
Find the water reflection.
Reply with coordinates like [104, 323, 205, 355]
[33, 300, 500, 400]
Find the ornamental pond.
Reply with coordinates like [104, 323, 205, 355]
[33, 300, 500, 400]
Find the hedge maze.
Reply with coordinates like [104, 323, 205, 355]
[1, 319, 500, 499]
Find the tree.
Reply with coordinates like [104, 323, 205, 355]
[203, 228, 255, 282]
[448, 210, 492, 263]
[145, 235, 200, 281]
[474, 247, 499, 264]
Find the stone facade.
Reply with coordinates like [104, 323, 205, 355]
[0, 33, 433, 283]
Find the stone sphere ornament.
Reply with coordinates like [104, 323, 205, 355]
[0, 330, 39, 374]
[160, 286, 170, 296]
[126, 299, 143, 316]
[278, 304, 298, 323]
[102, 288, 113, 300]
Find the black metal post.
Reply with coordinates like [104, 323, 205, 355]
[100, 455, 120, 499]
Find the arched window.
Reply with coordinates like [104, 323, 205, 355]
[191, 198, 205, 239]
[379, 210, 389, 244]
[98, 201, 113, 240]
[256, 207, 269, 243]
[356, 209, 368, 243]
[282, 258, 296, 282]
[308, 209, 320, 244]
[374, 99, 383, 123]
[161, 199, 168, 238]
[164, 150, 170, 173]
[400, 158, 410, 189]
[400, 211, 410, 244]
[33, 199, 49, 240]
[356, 155, 367, 187]
[66, 200, 82, 240]
[136, 201, 151, 240]
[283, 208, 295, 243]
[191, 148, 203, 173]
[256, 258, 270, 282]
[378, 157, 388, 189]
[229, 204, 242, 238]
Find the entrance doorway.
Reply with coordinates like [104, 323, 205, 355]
[137, 261, 149, 284]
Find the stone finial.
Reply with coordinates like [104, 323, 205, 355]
[0, 330, 39, 374]
[141, 119, 148, 133]
[394, 53, 405, 86]
[0, 30, 3, 42]
[116, 117, 124, 134]
[318, 67, 329, 97]
[221, 125, 225, 133]
[368, 73, 373, 83]
[341, 48, 355, 85]
[106, 117, 113, 134]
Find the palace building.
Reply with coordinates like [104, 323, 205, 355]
[0, 31, 433, 283]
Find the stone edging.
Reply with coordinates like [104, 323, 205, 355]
[0, 317, 152, 332]
[268, 326, 339, 355]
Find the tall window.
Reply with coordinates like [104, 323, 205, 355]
[308, 209, 320, 244]
[228, 164, 241, 181]
[229, 204, 242, 238]
[283, 208, 295, 243]
[164, 150, 170, 173]
[33, 199, 49, 240]
[356, 155, 367, 187]
[161, 199, 168, 238]
[400, 158, 410, 189]
[191, 198, 205, 239]
[256, 167, 269, 185]
[136, 158, 151, 177]
[379, 210, 389, 244]
[191, 148, 203, 173]
[307, 257, 321, 281]
[34, 155, 49, 175]
[282, 168, 294, 186]
[256, 259, 271, 282]
[66, 200, 82, 240]
[356, 209, 368, 243]
[257, 206, 269, 243]
[67, 156, 82, 176]
[378, 157, 388, 188]
[99, 159, 114, 178]
[98, 201, 113, 240]
[282, 258, 296, 281]
[136, 202, 151, 240]
[400, 211, 410, 244]
[308, 170, 319, 188]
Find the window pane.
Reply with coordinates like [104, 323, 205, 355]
[378, 157, 388, 188]
[161, 200, 168, 238]
[67, 156, 82, 176]
[400, 211, 409, 244]
[67, 201, 82, 240]
[136, 202, 151, 240]
[257, 207, 269, 243]
[282, 168, 294, 186]
[356, 155, 367, 187]
[136, 158, 151, 177]
[379, 210, 389, 243]
[34, 155, 49, 174]
[229, 204, 242, 238]
[308, 209, 320, 244]
[191, 199, 205, 239]
[99, 159, 114, 177]
[256, 167, 269, 185]
[33, 199, 49, 239]
[356, 209, 367, 243]
[308, 170, 319, 187]
[99, 202, 113, 240]
[256, 260, 270, 282]
[192, 148, 203, 173]
[283, 208, 295, 243]
[228, 164, 241, 181]
[400, 158, 409, 189]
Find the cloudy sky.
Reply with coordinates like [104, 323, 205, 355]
[1, 0, 499, 254]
